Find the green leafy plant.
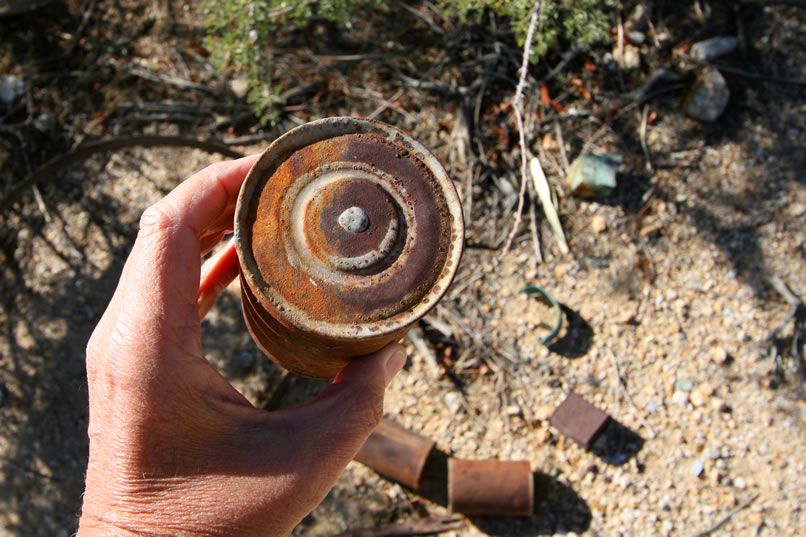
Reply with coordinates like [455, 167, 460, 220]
[201, 0, 383, 122]
[437, 0, 613, 59]
[201, 0, 614, 123]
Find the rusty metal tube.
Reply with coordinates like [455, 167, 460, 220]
[448, 459, 533, 517]
[235, 117, 464, 378]
[354, 419, 435, 490]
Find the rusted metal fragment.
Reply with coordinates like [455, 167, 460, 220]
[355, 419, 435, 490]
[549, 392, 610, 448]
[448, 459, 533, 517]
[235, 117, 464, 378]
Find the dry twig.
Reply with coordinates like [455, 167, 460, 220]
[331, 515, 465, 537]
[0, 135, 244, 212]
[608, 348, 657, 439]
[689, 494, 759, 537]
[260, 370, 295, 411]
[640, 105, 653, 172]
[498, 1, 542, 264]
[407, 327, 442, 379]
[553, 120, 570, 173]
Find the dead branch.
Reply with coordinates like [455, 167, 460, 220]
[331, 515, 464, 537]
[740, 0, 806, 7]
[1, 135, 244, 213]
[608, 348, 657, 439]
[689, 494, 759, 537]
[498, 1, 542, 264]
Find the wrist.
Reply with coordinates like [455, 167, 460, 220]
[77, 511, 213, 537]
[78, 479, 205, 537]
[76, 517, 143, 537]
[78, 472, 253, 537]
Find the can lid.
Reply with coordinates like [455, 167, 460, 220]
[235, 117, 464, 340]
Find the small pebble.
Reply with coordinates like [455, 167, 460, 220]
[672, 390, 690, 405]
[592, 215, 608, 234]
[616, 44, 641, 70]
[444, 392, 462, 414]
[690, 389, 708, 407]
[674, 378, 695, 392]
[686, 67, 730, 121]
[229, 77, 250, 98]
[690, 36, 738, 61]
[691, 460, 704, 477]
[734, 477, 747, 489]
[627, 31, 646, 46]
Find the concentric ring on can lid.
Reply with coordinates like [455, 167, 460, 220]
[235, 117, 464, 340]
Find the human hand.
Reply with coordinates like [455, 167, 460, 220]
[78, 156, 407, 537]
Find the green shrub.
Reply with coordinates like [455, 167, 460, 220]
[201, 0, 614, 123]
[437, 0, 613, 59]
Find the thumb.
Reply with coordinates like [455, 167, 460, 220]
[280, 343, 406, 482]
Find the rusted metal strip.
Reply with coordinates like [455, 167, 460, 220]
[549, 392, 610, 448]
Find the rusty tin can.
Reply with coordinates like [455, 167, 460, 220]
[354, 419, 435, 490]
[448, 459, 534, 517]
[235, 117, 464, 378]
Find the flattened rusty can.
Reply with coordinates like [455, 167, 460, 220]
[448, 459, 533, 517]
[549, 391, 610, 448]
[235, 117, 464, 379]
[354, 419, 435, 489]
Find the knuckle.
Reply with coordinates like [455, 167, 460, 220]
[138, 203, 176, 236]
[84, 329, 106, 383]
[349, 386, 384, 432]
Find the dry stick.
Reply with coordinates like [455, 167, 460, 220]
[497, 1, 542, 264]
[553, 120, 570, 173]
[766, 275, 805, 376]
[331, 515, 464, 537]
[31, 186, 53, 224]
[580, 85, 684, 156]
[689, 59, 806, 86]
[68, 0, 99, 55]
[740, 0, 806, 7]
[400, 3, 446, 34]
[0, 135, 244, 213]
[367, 88, 406, 120]
[768, 275, 801, 308]
[640, 104, 653, 172]
[528, 190, 542, 266]
[465, 163, 477, 226]
[353, 87, 416, 122]
[641, 0, 662, 48]
[689, 494, 759, 537]
[608, 348, 657, 439]
[406, 327, 442, 379]
[616, 8, 625, 67]
[125, 65, 215, 93]
[260, 370, 295, 411]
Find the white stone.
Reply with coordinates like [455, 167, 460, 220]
[691, 460, 704, 477]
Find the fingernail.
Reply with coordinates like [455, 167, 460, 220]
[384, 349, 407, 386]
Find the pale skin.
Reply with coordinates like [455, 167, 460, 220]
[78, 155, 407, 537]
